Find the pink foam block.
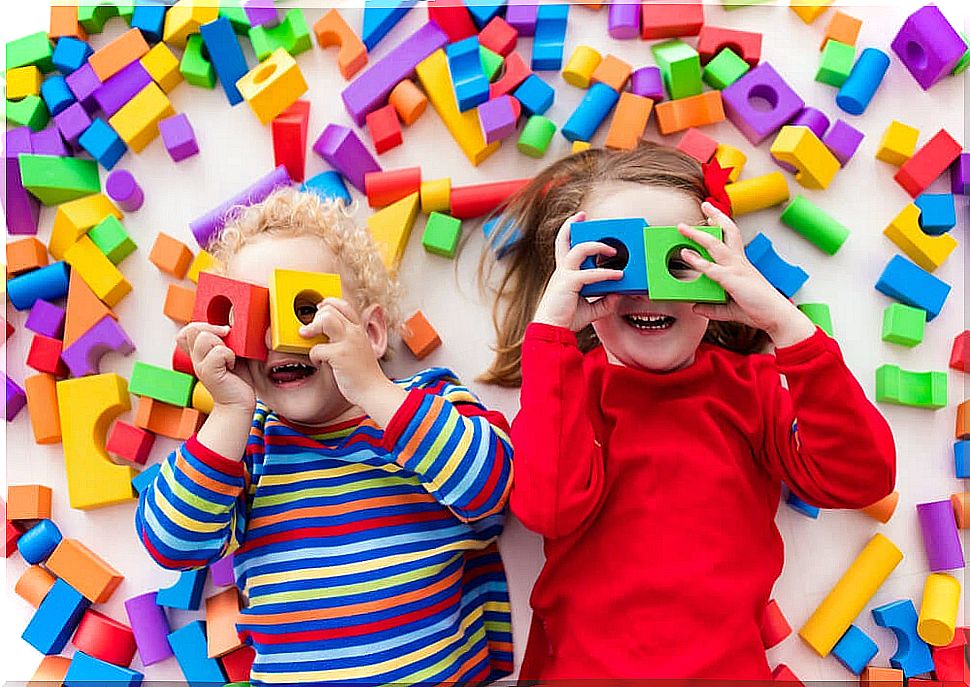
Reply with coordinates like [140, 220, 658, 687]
[123, 592, 173, 666]
[158, 114, 199, 162]
[105, 169, 144, 212]
[6, 375, 27, 421]
[209, 554, 236, 586]
[25, 299, 66, 339]
[478, 95, 519, 143]
[313, 124, 382, 192]
[3, 127, 41, 235]
[722, 62, 804, 145]
[189, 165, 292, 247]
[340, 21, 448, 126]
[60, 316, 136, 378]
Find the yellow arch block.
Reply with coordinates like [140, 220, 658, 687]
[269, 269, 343, 354]
[770, 125, 840, 190]
[57, 373, 136, 510]
[883, 203, 957, 272]
[918, 572, 960, 646]
[715, 143, 747, 182]
[50, 194, 122, 260]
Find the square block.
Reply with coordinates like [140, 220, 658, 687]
[269, 269, 342, 354]
[141, 43, 183, 93]
[676, 128, 718, 163]
[237, 47, 308, 125]
[78, 118, 127, 171]
[365, 104, 402, 155]
[822, 11, 862, 49]
[591, 54, 633, 92]
[193, 272, 271, 361]
[876, 120, 919, 165]
[149, 232, 193, 279]
[25, 299, 66, 339]
[158, 113, 199, 162]
[88, 215, 136, 264]
[571, 218, 649, 296]
[723, 62, 804, 145]
[7, 485, 53, 521]
[22, 578, 89, 655]
[422, 212, 462, 258]
[881, 303, 926, 347]
[949, 331, 969, 372]
[651, 39, 702, 100]
[164, 283, 197, 325]
[134, 397, 202, 440]
[703, 48, 750, 89]
[914, 194, 956, 235]
[7, 66, 43, 100]
[644, 226, 727, 302]
[106, 421, 155, 465]
[891, 5, 965, 90]
[822, 119, 864, 166]
[7, 237, 49, 277]
[27, 334, 68, 377]
[478, 95, 518, 143]
[513, 74, 555, 117]
[816, 40, 855, 87]
[402, 311, 441, 359]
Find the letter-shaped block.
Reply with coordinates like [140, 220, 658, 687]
[891, 5, 965, 90]
[918, 573, 960, 646]
[18, 154, 101, 206]
[745, 233, 808, 298]
[206, 587, 244, 657]
[268, 269, 342, 354]
[402, 311, 441, 359]
[124, 592, 174, 666]
[61, 316, 136, 377]
[46, 537, 124, 604]
[158, 113, 200, 162]
[447, 37, 489, 112]
[106, 421, 155, 465]
[532, 3, 568, 70]
[149, 232, 194, 278]
[273, 100, 310, 179]
[722, 63, 803, 145]
[366, 192, 420, 270]
[876, 120, 919, 165]
[163, 0, 218, 48]
[134, 397, 203, 440]
[832, 624, 878, 675]
[881, 303, 925, 347]
[24, 373, 62, 444]
[725, 172, 789, 216]
[895, 129, 963, 199]
[780, 195, 849, 255]
[64, 236, 132, 307]
[312, 124, 381, 193]
[108, 82, 175, 153]
[770, 126, 839, 189]
[140, 43, 183, 94]
[654, 91, 725, 135]
[189, 165, 291, 248]
[63, 650, 143, 687]
[193, 272, 271, 361]
[872, 599, 936, 676]
[57, 373, 136, 509]
[169, 621, 226, 684]
[875, 255, 950, 321]
[800, 533, 903, 656]
[917, 500, 965, 570]
[200, 16, 249, 106]
[571, 218, 649, 296]
[22, 578, 90, 655]
[651, 39, 702, 100]
[562, 82, 620, 142]
[883, 204, 956, 272]
[88, 28, 149, 81]
[237, 48, 308, 125]
[313, 9, 367, 80]
[73, 609, 137, 667]
[645, 226, 727, 303]
[605, 93, 653, 151]
[876, 365, 947, 409]
[158, 570, 208, 611]
[129, 362, 195, 408]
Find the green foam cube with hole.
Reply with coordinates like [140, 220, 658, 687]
[644, 225, 727, 302]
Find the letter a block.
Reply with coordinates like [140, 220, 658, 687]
[193, 272, 270, 361]
[269, 269, 342, 354]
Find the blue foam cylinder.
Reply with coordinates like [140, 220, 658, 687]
[52, 37, 93, 74]
[562, 82, 620, 142]
[836, 48, 890, 115]
[17, 518, 63, 564]
[40, 75, 77, 116]
[7, 261, 70, 311]
[955, 440, 969, 478]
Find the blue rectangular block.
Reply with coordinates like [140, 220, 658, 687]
[168, 621, 226, 686]
[131, 2, 168, 42]
[785, 488, 820, 519]
[533, 3, 569, 70]
[875, 255, 950, 321]
[914, 193, 956, 235]
[65, 651, 144, 687]
[22, 578, 90, 654]
[52, 37, 93, 74]
[157, 568, 207, 610]
[361, 0, 416, 51]
[447, 37, 489, 112]
[200, 16, 250, 106]
[571, 218, 649, 296]
[955, 440, 970, 478]
[78, 118, 127, 170]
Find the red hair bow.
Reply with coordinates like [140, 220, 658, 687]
[702, 158, 734, 217]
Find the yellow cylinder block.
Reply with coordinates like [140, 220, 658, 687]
[725, 172, 790, 216]
[918, 573, 960, 646]
[191, 382, 214, 416]
[420, 178, 451, 214]
[562, 45, 603, 89]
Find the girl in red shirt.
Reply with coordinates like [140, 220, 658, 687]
[480, 143, 896, 680]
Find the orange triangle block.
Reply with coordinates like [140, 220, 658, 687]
[366, 192, 420, 270]
[64, 269, 117, 347]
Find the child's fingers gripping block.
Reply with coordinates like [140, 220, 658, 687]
[193, 272, 271, 361]
[917, 573, 960, 647]
[72, 609, 138, 667]
[46, 537, 124, 604]
[645, 226, 727, 302]
[237, 48, 309, 125]
[571, 218, 649, 296]
[872, 599, 936, 676]
[6, 484, 53, 521]
[56, 373, 137, 510]
[402, 311, 441, 360]
[269, 269, 342, 354]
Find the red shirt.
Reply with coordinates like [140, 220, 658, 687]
[512, 323, 896, 680]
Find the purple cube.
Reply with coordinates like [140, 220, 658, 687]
[25, 299, 66, 339]
[6, 375, 27, 422]
[950, 153, 969, 195]
[723, 62, 804, 145]
[93, 62, 152, 117]
[65, 63, 102, 113]
[244, 0, 279, 28]
[3, 127, 41, 235]
[158, 114, 199, 162]
[505, 0, 538, 37]
[608, 1, 641, 39]
[891, 5, 966, 90]
[54, 102, 93, 148]
[30, 127, 68, 157]
[630, 66, 665, 101]
[478, 95, 519, 143]
[822, 119, 864, 166]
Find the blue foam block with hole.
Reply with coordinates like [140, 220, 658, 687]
[571, 217, 649, 296]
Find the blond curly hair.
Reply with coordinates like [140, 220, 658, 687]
[208, 187, 402, 333]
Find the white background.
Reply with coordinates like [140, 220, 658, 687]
[2, 0, 968, 682]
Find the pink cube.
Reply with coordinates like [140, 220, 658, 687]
[158, 114, 199, 162]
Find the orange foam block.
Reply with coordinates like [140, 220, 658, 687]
[952, 493, 969, 529]
[821, 11, 862, 49]
[164, 283, 197, 324]
[206, 587, 244, 657]
[860, 667, 903, 687]
[28, 656, 71, 687]
[7, 237, 49, 277]
[389, 80, 428, 126]
[64, 269, 118, 347]
[45, 538, 124, 604]
[6, 484, 53, 521]
[15, 565, 57, 608]
[590, 54, 633, 92]
[313, 9, 367, 80]
[25, 373, 62, 445]
[50, 5, 87, 40]
[604, 93, 653, 150]
[88, 27, 150, 81]
[861, 491, 899, 523]
[134, 396, 203, 440]
[402, 311, 441, 359]
[655, 91, 725, 135]
[149, 232, 194, 279]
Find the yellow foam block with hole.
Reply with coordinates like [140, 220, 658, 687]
[769, 125, 840, 190]
[63, 236, 132, 307]
[7, 66, 43, 100]
[163, 0, 219, 48]
[366, 192, 420, 271]
[141, 42, 183, 93]
[108, 82, 175, 153]
[237, 48, 308, 125]
[416, 49, 499, 167]
[269, 269, 343, 354]
[875, 120, 919, 166]
[187, 250, 218, 284]
[50, 194, 123, 260]
[883, 203, 957, 272]
[56, 373, 136, 510]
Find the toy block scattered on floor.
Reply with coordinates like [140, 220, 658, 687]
[78, 118, 128, 170]
[365, 167, 422, 208]
[822, 11, 862, 49]
[388, 80, 427, 126]
[831, 624, 878, 675]
[206, 587, 244, 657]
[221, 645, 256, 683]
[652, 39, 702, 100]
[703, 48, 750, 89]
[63, 270, 117, 348]
[723, 63, 803, 145]
[480, 16, 517, 56]
[447, 37, 489, 112]
[490, 51, 532, 99]
[876, 120, 919, 165]
[149, 232, 194, 279]
[6, 31, 55, 72]
[27, 334, 68, 378]
[917, 499, 966, 571]
[641, 0, 704, 39]
[450, 178, 532, 220]
[54, 103, 92, 148]
[129, 362, 195, 408]
[22, 578, 90, 655]
[478, 95, 519, 144]
[193, 272, 271, 360]
[313, 9, 367, 80]
[882, 303, 926, 347]
[130, 3, 166, 43]
[4, 127, 42, 235]
[50, 193, 122, 260]
[17, 519, 62, 564]
[57, 373, 137, 509]
[883, 203, 956, 273]
[760, 599, 792, 649]
[875, 255, 950, 321]
[89, 28, 150, 81]
[273, 100, 310, 179]
[169, 620, 227, 684]
[312, 125, 380, 193]
[891, 5, 965, 91]
[109, 83, 175, 153]
[24, 374, 62, 444]
[46, 536, 124, 604]
[770, 126, 840, 189]
[676, 129, 718, 165]
[872, 599, 936, 676]
[187, 250, 218, 283]
[88, 215, 136, 265]
[302, 171, 352, 206]
[7, 66, 43, 100]
[158, 113, 200, 162]
[949, 332, 969, 372]
[180, 34, 216, 88]
[158, 569, 207, 611]
[6, 485, 53, 521]
[190, 165, 292, 247]
[269, 269, 342, 354]
[725, 172, 790, 216]
[895, 129, 963, 198]
[57, 302, 130, 374]
[72, 609, 137, 667]
[131, 464, 161, 496]
[859, 492, 899, 524]
[200, 16, 250, 106]
[917, 573, 960, 646]
[875, 365, 947, 410]
[64, 236, 132, 307]
[420, 177, 451, 214]
[7, 262, 70, 311]
[563, 45, 602, 88]
[135, 396, 203, 440]
[163, 0, 218, 48]
[16, 565, 56, 607]
[237, 48, 308, 125]
[654, 90, 725, 135]
[106, 421, 155, 465]
[248, 8, 312, 61]
[141, 43, 183, 94]
[837, 47, 890, 115]
[532, 3, 568, 70]
[164, 283, 197, 325]
[124, 591, 174, 666]
[50, 6, 88, 42]
[18, 154, 101, 206]
[798, 303, 833, 336]
[422, 212, 462, 258]
[93, 61, 152, 117]
[402, 311, 441, 359]
[65, 63, 102, 111]
[745, 233, 808, 298]
[816, 40, 854, 87]
[604, 93, 652, 150]
[7, 237, 48, 277]
[5, 520, 24, 558]
[366, 192, 421, 270]
[513, 74, 555, 117]
[779, 195, 849, 255]
[63, 650, 144, 687]
[914, 194, 956, 235]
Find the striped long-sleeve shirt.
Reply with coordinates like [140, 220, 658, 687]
[135, 368, 514, 685]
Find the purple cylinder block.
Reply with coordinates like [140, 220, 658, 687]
[3, 127, 41, 235]
[790, 107, 830, 139]
[190, 165, 292, 248]
[105, 169, 144, 212]
[630, 66, 665, 101]
[608, 1, 641, 39]
[891, 5, 966, 91]
[822, 119, 865, 166]
[124, 592, 174, 666]
[722, 62, 804, 145]
[917, 500, 965, 571]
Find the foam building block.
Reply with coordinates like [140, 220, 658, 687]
[93, 61, 152, 117]
[881, 303, 925, 347]
[860, 492, 899, 524]
[313, 125, 380, 193]
[914, 194, 956, 235]
[24, 374, 62, 444]
[191, 383, 214, 415]
[164, 283, 197, 325]
[22, 578, 90, 655]
[124, 592, 174, 666]
[641, 0, 704, 38]
[891, 5, 965, 90]
[89, 28, 150, 81]
[480, 16, 517, 56]
[875, 364, 947, 409]
[135, 397, 203, 440]
[52, 39, 92, 75]
[5, 519, 24, 557]
[704, 48, 750, 89]
[562, 82, 620, 142]
[158, 570, 208, 611]
[57, 373, 136, 509]
[770, 126, 840, 189]
[365, 103, 402, 156]
[490, 51, 532, 99]
[876, 120, 919, 165]
[76, 4, 132, 34]
[652, 39, 702, 100]
[186, 250, 218, 283]
[18, 154, 101, 205]
[340, 21, 448, 127]
[180, 34, 215, 88]
[449, 178, 530, 219]
[645, 226, 727, 303]
[31, 127, 69, 157]
[361, 0, 412, 50]
[952, 153, 970, 195]
[49, 193, 122, 260]
[723, 63, 804, 145]
[422, 212, 462, 258]
[366, 167, 423, 206]
[149, 232, 193, 278]
[106, 421, 154, 465]
[883, 203, 956, 272]
[366, 192, 420, 270]
[59, 314, 134, 378]
[402, 311, 441, 359]
[141, 43, 183, 94]
[388, 80, 427, 125]
[158, 114, 199, 162]
[63, 270, 117, 348]
[895, 129, 963, 199]
[193, 272, 271, 361]
[798, 303, 833, 336]
[248, 10, 312, 61]
[302, 170, 352, 205]
[128, 362, 195, 408]
[78, 118, 128, 170]
[779, 195, 848, 255]
[237, 48, 308, 125]
[72, 609, 137, 667]
[822, 11, 862, 48]
[8, 66, 43, 99]
[49, 6, 88, 41]
[65, 63, 102, 111]
[532, 4, 568, 70]
[64, 236, 132, 307]
[428, 3, 477, 42]
[7, 262, 70, 311]
[267, 269, 342, 354]
[917, 573, 960, 646]
[27, 334, 68, 378]
[199, 16, 249, 105]
[6, 31, 55, 72]
[40, 75, 78, 116]
[513, 74, 555, 117]
[957, 441, 970, 479]
[654, 91, 725, 135]
[244, 0, 279, 28]
[816, 40, 855, 87]
[725, 172, 789, 216]
[836, 48, 890, 115]
[607, 1, 639, 38]
[832, 624, 878, 675]
[108, 83, 175, 153]
[17, 519, 62, 564]
[563, 45, 602, 88]
[130, 3, 166, 42]
[517, 115, 556, 157]
[958, 402, 970, 438]
[917, 500, 965, 570]
[206, 587, 244, 657]
[872, 599, 936, 676]
[7, 236, 49, 277]
[745, 233, 808, 298]
[591, 54, 633, 92]
[571, 218, 649, 296]
[6, 485, 53, 520]
[447, 37, 489, 112]
[63, 651, 143, 687]
[15, 565, 57, 607]
[506, 0, 538, 36]
[53, 103, 93, 149]
[273, 100, 309, 179]
[88, 215, 136, 265]
[478, 95, 519, 143]
[760, 599, 792, 649]
[950, 331, 969, 372]
[313, 9, 367, 80]
[604, 93, 652, 150]
[190, 165, 291, 247]
[209, 554, 236, 587]
[163, 0, 218, 48]
[4, 127, 41, 235]
[876, 255, 950, 321]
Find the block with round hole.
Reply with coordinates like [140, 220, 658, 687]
[569, 218, 649, 297]
[236, 47, 308, 125]
[644, 226, 727, 302]
[192, 272, 270, 361]
[269, 269, 342, 354]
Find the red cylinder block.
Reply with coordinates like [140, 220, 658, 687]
[364, 167, 421, 208]
[450, 178, 532, 219]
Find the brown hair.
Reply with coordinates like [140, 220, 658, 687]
[479, 141, 768, 387]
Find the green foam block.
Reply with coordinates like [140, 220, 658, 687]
[703, 48, 750, 90]
[780, 195, 849, 255]
[652, 39, 703, 100]
[644, 226, 728, 303]
[518, 115, 556, 158]
[881, 303, 925, 347]
[6, 31, 54, 72]
[422, 212, 462, 258]
[6, 95, 50, 131]
[816, 40, 855, 87]
[89, 215, 137, 265]
[248, 9, 312, 62]
[480, 46, 504, 82]
[129, 361, 196, 408]
[78, 3, 133, 34]
[875, 364, 946, 409]
[18, 154, 101, 206]
[797, 303, 833, 336]
[181, 35, 216, 89]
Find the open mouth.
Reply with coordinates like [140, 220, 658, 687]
[268, 361, 318, 386]
[623, 313, 676, 332]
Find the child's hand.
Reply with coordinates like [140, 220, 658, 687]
[678, 202, 817, 348]
[176, 322, 256, 412]
[533, 211, 624, 331]
[301, 298, 407, 427]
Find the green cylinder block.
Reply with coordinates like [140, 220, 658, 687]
[518, 115, 557, 158]
[780, 195, 850, 255]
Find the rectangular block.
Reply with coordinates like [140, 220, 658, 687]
[18, 154, 100, 206]
[129, 362, 195, 408]
[140, 42, 183, 93]
[46, 538, 124, 604]
[895, 129, 963, 198]
[24, 374, 62, 445]
[6, 484, 53, 520]
[108, 82, 175, 153]
[88, 28, 150, 81]
[134, 396, 203, 440]
[22, 579, 90, 655]
[64, 236, 132, 307]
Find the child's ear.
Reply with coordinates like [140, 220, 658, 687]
[360, 304, 389, 359]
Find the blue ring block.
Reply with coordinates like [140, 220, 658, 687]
[7, 261, 70, 311]
[562, 82, 620, 142]
[875, 255, 950, 321]
[157, 568, 207, 611]
[17, 518, 63, 564]
[302, 171, 351, 206]
[40, 74, 77, 116]
[871, 599, 935, 677]
[832, 624, 879, 675]
[836, 48, 890, 115]
[64, 650, 144, 687]
[200, 16, 250, 106]
[22, 579, 90, 655]
[744, 233, 809, 298]
[79, 118, 128, 170]
[571, 218, 649, 296]
[513, 74, 555, 117]
[52, 37, 93, 74]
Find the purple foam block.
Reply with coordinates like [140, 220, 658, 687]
[25, 299, 67, 339]
[608, 1, 641, 39]
[790, 107, 830, 139]
[478, 95, 518, 143]
[822, 119, 864, 166]
[6, 375, 27, 421]
[244, 0, 279, 27]
[93, 61, 152, 117]
[917, 500, 965, 571]
[65, 63, 102, 112]
[158, 113, 199, 162]
[124, 592, 174, 666]
[630, 66, 665, 101]
[54, 102, 93, 148]
[209, 554, 236, 586]
[505, 0, 538, 37]
[341, 21, 448, 126]
[60, 315, 136, 378]
[951, 153, 969, 195]
[891, 5, 965, 91]
[105, 169, 144, 212]
[31, 127, 69, 157]
[190, 165, 292, 248]
[313, 124, 382, 193]
[3, 127, 41, 235]
[722, 62, 805, 145]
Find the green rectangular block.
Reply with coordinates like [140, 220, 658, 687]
[875, 364, 946, 409]
[181, 34, 216, 89]
[881, 303, 925, 347]
[651, 39, 703, 101]
[422, 212, 462, 258]
[248, 9, 312, 62]
[18, 154, 101, 206]
[644, 225, 727, 303]
[797, 303, 833, 336]
[89, 216, 137, 265]
[129, 361, 196, 408]
[703, 48, 750, 90]
[816, 40, 855, 87]
[480, 46, 504, 82]
[6, 95, 50, 132]
[6, 32, 55, 73]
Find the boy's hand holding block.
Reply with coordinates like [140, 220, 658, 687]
[193, 272, 271, 361]
[269, 269, 343, 354]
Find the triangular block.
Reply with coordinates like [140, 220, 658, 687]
[366, 192, 420, 270]
[64, 269, 117, 347]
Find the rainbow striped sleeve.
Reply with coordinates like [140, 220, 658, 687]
[135, 434, 252, 570]
[380, 371, 513, 525]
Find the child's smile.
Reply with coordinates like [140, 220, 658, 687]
[622, 310, 677, 333]
[264, 355, 319, 388]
